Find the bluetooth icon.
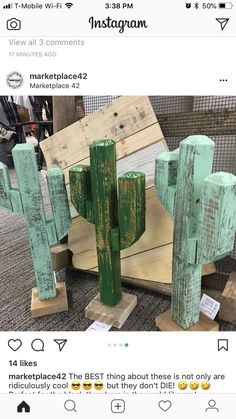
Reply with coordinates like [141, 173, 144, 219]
[194, 2, 199, 8]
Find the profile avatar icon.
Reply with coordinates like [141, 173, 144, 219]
[205, 400, 219, 412]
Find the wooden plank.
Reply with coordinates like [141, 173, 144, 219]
[85, 292, 137, 328]
[158, 109, 236, 137]
[41, 96, 158, 170]
[31, 282, 68, 318]
[62, 124, 166, 184]
[156, 310, 219, 331]
[117, 141, 167, 187]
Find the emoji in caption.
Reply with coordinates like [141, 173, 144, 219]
[190, 381, 199, 390]
[178, 381, 188, 390]
[71, 380, 81, 390]
[83, 381, 92, 391]
[94, 381, 104, 390]
[201, 381, 211, 390]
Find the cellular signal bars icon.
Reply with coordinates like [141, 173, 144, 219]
[3, 3, 13, 8]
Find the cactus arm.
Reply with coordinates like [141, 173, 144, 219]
[155, 150, 179, 216]
[9, 189, 23, 214]
[196, 172, 236, 264]
[174, 136, 214, 259]
[12, 144, 57, 300]
[47, 168, 72, 240]
[90, 139, 122, 306]
[0, 163, 13, 210]
[46, 219, 58, 246]
[69, 165, 94, 223]
[118, 171, 146, 250]
[172, 135, 215, 329]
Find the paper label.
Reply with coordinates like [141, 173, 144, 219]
[86, 321, 112, 332]
[200, 293, 220, 320]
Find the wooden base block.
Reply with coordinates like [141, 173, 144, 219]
[156, 310, 219, 331]
[31, 282, 68, 318]
[51, 243, 72, 272]
[219, 272, 236, 324]
[85, 292, 137, 329]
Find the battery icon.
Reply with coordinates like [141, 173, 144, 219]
[219, 2, 233, 8]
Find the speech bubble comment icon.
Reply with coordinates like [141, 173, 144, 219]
[31, 339, 44, 352]
[64, 400, 77, 412]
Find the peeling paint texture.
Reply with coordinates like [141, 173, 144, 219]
[155, 135, 236, 329]
[69, 139, 146, 307]
[0, 144, 71, 301]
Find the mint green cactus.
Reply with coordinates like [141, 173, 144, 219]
[69, 139, 146, 306]
[155, 135, 236, 329]
[0, 144, 71, 300]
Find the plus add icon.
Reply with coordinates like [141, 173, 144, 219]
[111, 399, 125, 413]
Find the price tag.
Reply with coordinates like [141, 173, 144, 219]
[86, 321, 112, 332]
[200, 294, 220, 320]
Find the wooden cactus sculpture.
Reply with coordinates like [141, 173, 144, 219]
[69, 139, 145, 307]
[0, 144, 71, 303]
[155, 135, 236, 329]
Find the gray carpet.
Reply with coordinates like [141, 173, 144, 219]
[0, 169, 235, 331]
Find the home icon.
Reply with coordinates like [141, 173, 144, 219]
[17, 401, 30, 413]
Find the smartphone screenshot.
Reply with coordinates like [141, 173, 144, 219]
[0, 0, 235, 417]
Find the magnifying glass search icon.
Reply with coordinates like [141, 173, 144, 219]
[64, 399, 77, 412]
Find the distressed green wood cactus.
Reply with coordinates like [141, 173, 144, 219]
[0, 144, 71, 300]
[155, 135, 236, 329]
[69, 139, 146, 306]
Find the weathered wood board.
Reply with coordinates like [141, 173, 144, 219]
[42, 96, 215, 285]
[85, 292, 137, 329]
[31, 282, 68, 318]
[41, 96, 165, 178]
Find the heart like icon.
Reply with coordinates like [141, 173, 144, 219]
[8, 339, 22, 351]
[158, 400, 172, 412]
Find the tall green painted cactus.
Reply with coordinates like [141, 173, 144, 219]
[0, 144, 71, 300]
[155, 135, 236, 329]
[69, 139, 146, 306]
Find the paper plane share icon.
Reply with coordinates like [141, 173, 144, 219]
[216, 18, 229, 30]
[54, 339, 67, 352]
